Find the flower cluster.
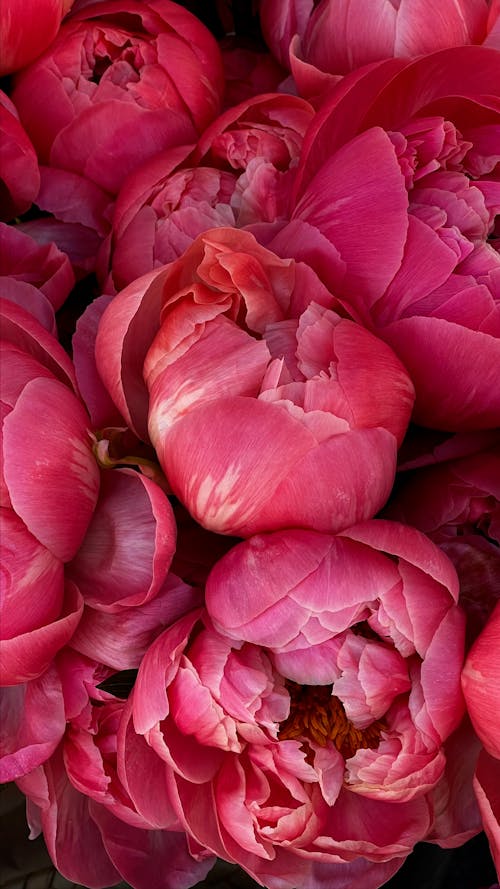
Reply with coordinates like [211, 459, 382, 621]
[1, 1, 499, 888]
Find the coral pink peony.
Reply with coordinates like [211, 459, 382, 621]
[123, 520, 465, 888]
[96, 227, 414, 536]
[275, 46, 500, 431]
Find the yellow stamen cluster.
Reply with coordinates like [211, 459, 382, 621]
[278, 681, 384, 760]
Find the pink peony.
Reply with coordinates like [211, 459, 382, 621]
[14, 649, 214, 889]
[0, 298, 177, 685]
[95, 227, 415, 536]
[0, 0, 74, 76]
[10, 0, 224, 197]
[101, 92, 314, 291]
[123, 520, 465, 888]
[274, 46, 500, 431]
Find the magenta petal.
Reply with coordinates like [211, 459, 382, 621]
[382, 316, 500, 430]
[90, 802, 214, 889]
[0, 664, 65, 782]
[39, 748, 122, 889]
[73, 294, 125, 428]
[69, 467, 176, 610]
[3, 377, 100, 561]
[293, 127, 408, 306]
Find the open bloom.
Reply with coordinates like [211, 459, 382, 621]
[123, 520, 465, 888]
[96, 227, 414, 536]
[273, 46, 500, 431]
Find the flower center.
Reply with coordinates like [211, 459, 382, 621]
[278, 680, 384, 760]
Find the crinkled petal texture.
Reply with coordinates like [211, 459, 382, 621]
[123, 520, 464, 886]
[284, 47, 500, 431]
[462, 601, 500, 759]
[11, 0, 224, 195]
[96, 227, 414, 535]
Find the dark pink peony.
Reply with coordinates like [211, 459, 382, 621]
[101, 92, 314, 292]
[14, 649, 214, 889]
[95, 227, 415, 536]
[273, 46, 500, 431]
[122, 520, 465, 888]
[11, 0, 224, 197]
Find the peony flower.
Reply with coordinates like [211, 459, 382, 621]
[11, 0, 224, 197]
[101, 92, 314, 291]
[0, 90, 40, 222]
[0, 0, 74, 76]
[14, 649, 214, 889]
[0, 298, 177, 685]
[95, 227, 415, 536]
[122, 520, 465, 888]
[274, 46, 500, 431]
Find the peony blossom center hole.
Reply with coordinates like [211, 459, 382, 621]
[278, 680, 384, 760]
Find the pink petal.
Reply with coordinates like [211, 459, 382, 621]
[292, 127, 409, 307]
[71, 573, 201, 670]
[0, 664, 66, 782]
[69, 467, 176, 610]
[3, 377, 100, 561]
[0, 579, 83, 685]
[474, 749, 500, 875]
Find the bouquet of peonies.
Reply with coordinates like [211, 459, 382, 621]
[1, 1, 499, 887]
